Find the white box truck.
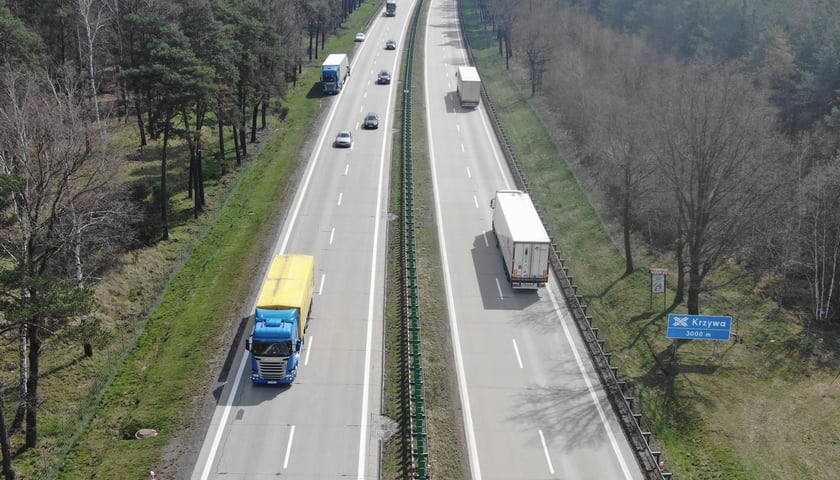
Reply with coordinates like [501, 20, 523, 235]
[456, 66, 481, 108]
[490, 190, 551, 289]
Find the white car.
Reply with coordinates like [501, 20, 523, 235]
[334, 130, 353, 148]
[354, 32, 366, 42]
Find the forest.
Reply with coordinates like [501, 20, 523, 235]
[481, 0, 840, 323]
[0, 1, 361, 478]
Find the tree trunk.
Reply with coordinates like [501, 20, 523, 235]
[74, 226, 93, 357]
[261, 99, 267, 130]
[622, 196, 634, 276]
[12, 323, 27, 433]
[24, 324, 40, 448]
[308, 22, 313, 61]
[0, 389, 15, 480]
[218, 118, 227, 175]
[251, 102, 259, 143]
[134, 100, 147, 147]
[232, 125, 242, 166]
[184, 112, 196, 200]
[673, 239, 686, 306]
[239, 117, 247, 156]
[622, 165, 634, 276]
[687, 257, 701, 315]
[160, 122, 170, 241]
[196, 139, 205, 211]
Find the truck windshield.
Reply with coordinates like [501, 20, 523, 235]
[252, 340, 293, 357]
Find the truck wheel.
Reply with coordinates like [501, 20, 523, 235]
[501, 256, 510, 281]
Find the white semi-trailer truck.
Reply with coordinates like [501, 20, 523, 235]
[490, 190, 551, 289]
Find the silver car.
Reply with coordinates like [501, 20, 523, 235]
[377, 69, 391, 84]
[334, 130, 353, 148]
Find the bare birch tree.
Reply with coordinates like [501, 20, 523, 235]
[0, 65, 131, 450]
[795, 160, 840, 324]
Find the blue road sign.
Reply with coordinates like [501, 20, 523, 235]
[667, 314, 732, 340]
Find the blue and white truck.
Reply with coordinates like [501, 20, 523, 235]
[246, 254, 314, 385]
[321, 53, 349, 95]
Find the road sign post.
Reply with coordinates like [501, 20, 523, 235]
[650, 268, 668, 310]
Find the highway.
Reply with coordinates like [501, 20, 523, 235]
[188, 0, 646, 478]
[188, 1, 416, 478]
[422, 0, 645, 479]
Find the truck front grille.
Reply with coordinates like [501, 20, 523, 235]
[256, 357, 288, 379]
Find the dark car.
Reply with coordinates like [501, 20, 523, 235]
[377, 69, 391, 84]
[363, 112, 379, 129]
[385, 39, 397, 50]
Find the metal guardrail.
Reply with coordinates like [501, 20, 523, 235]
[454, 1, 673, 478]
[401, 0, 430, 478]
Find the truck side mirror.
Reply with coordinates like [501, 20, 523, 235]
[295, 339, 302, 353]
[490, 198, 496, 208]
[245, 338, 251, 351]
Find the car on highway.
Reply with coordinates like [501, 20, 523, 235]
[363, 112, 379, 129]
[334, 130, 353, 147]
[377, 69, 391, 84]
[385, 39, 397, 50]
[354, 32, 366, 42]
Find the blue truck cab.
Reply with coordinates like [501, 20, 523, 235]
[247, 308, 302, 384]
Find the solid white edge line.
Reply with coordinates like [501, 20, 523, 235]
[546, 286, 633, 478]
[538, 429, 555, 474]
[283, 425, 296, 469]
[304, 335, 313, 366]
[198, 351, 249, 480]
[425, 4, 482, 478]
